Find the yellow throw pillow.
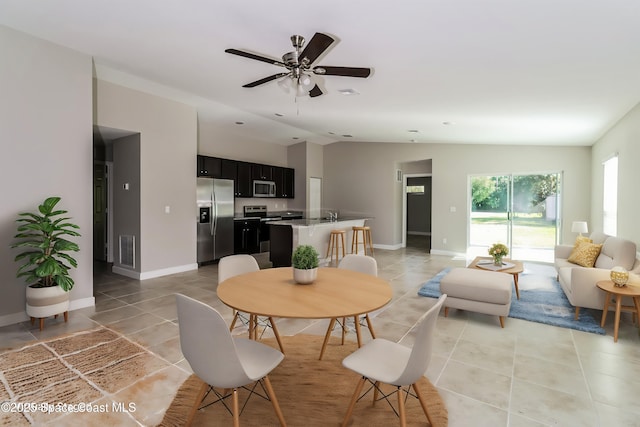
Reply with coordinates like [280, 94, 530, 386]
[568, 241, 602, 268]
[574, 235, 593, 247]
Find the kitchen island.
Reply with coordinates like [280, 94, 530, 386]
[269, 217, 368, 267]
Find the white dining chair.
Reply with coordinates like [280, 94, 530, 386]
[340, 294, 447, 427]
[218, 254, 284, 353]
[319, 254, 378, 360]
[175, 294, 287, 427]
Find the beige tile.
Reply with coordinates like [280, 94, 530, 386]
[87, 305, 145, 325]
[594, 401, 640, 427]
[585, 370, 640, 415]
[437, 360, 512, 409]
[510, 378, 598, 426]
[513, 354, 589, 398]
[107, 312, 166, 335]
[438, 388, 508, 427]
[507, 413, 548, 427]
[451, 339, 515, 376]
[127, 321, 179, 348]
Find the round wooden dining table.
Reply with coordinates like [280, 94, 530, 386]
[217, 267, 392, 353]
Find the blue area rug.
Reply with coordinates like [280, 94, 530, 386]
[418, 265, 605, 334]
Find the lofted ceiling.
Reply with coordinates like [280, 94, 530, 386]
[2, 1, 640, 146]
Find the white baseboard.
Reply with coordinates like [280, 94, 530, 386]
[0, 311, 29, 328]
[113, 263, 198, 280]
[430, 249, 466, 257]
[69, 296, 95, 311]
[374, 243, 403, 250]
[0, 296, 96, 327]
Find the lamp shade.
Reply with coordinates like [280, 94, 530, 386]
[571, 221, 588, 234]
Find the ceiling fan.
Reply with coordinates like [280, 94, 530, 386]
[225, 32, 372, 97]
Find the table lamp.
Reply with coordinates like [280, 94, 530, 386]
[571, 221, 588, 237]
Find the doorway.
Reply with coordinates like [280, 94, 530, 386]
[404, 174, 432, 251]
[468, 173, 561, 263]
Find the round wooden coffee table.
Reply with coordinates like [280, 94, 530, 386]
[596, 280, 640, 342]
[468, 256, 524, 299]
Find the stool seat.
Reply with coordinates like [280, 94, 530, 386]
[326, 229, 347, 266]
[351, 226, 374, 256]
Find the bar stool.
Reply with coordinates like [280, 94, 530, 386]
[351, 226, 374, 256]
[326, 229, 347, 266]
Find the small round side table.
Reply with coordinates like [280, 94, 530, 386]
[596, 280, 640, 342]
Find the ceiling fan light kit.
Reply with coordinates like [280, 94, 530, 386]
[225, 32, 372, 98]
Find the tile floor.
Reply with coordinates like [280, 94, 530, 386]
[2, 243, 640, 426]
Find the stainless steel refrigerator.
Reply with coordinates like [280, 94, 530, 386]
[197, 178, 234, 263]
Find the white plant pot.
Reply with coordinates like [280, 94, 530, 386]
[293, 268, 318, 285]
[26, 285, 70, 319]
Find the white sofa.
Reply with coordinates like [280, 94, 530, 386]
[554, 231, 640, 319]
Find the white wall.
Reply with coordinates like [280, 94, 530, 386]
[0, 25, 94, 325]
[323, 142, 592, 254]
[94, 80, 198, 277]
[591, 101, 640, 246]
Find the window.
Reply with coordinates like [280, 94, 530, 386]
[407, 185, 425, 194]
[603, 155, 618, 236]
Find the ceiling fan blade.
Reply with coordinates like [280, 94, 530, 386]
[300, 33, 335, 65]
[225, 48, 285, 67]
[313, 66, 371, 78]
[242, 73, 288, 88]
[308, 85, 323, 98]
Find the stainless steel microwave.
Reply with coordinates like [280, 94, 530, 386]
[253, 180, 276, 198]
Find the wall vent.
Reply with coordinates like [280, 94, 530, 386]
[119, 235, 135, 268]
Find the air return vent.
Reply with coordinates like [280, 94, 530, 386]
[119, 235, 135, 268]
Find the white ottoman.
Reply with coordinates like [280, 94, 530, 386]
[440, 267, 512, 328]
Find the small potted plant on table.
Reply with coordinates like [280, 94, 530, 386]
[292, 244, 319, 284]
[11, 196, 80, 330]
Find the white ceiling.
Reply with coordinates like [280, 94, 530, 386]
[2, 0, 640, 146]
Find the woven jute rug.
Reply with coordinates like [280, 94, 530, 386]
[0, 327, 181, 426]
[160, 334, 448, 426]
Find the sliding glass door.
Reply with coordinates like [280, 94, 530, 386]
[469, 173, 560, 263]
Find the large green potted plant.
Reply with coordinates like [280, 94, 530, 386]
[291, 244, 319, 284]
[11, 196, 80, 329]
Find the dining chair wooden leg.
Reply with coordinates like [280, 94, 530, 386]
[186, 380, 208, 427]
[364, 314, 376, 339]
[269, 317, 285, 353]
[354, 317, 363, 347]
[412, 382, 434, 427]
[232, 388, 240, 427]
[229, 310, 239, 331]
[397, 386, 406, 427]
[342, 376, 366, 427]
[262, 375, 287, 426]
[373, 380, 380, 405]
[319, 318, 337, 360]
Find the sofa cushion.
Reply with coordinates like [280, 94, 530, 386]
[568, 241, 602, 267]
[593, 236, 637, 270]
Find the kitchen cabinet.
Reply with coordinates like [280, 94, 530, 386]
[273, 167, 295, 198]
[197, 155, 221, 177]
[220, 158, 237, 180]
[252, 163, 273, 181]
[236, 161, 253, 197]
[234, 218, 260, 254]
[196, 155, 294, 198]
